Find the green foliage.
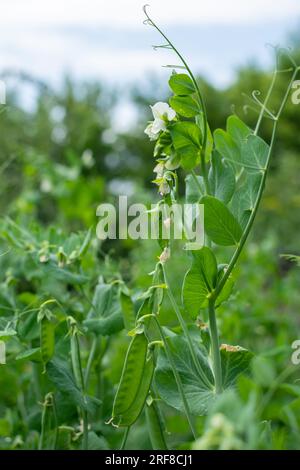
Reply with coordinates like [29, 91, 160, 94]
[201, 195, 243, 246]
[0, 8, 299, 452]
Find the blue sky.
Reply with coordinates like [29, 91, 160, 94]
[0, 0, 299, 86]
[0, 0, 299, 128]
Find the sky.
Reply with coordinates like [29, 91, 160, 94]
[0, 0, 299, 127]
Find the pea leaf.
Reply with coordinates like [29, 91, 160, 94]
[196, 112, 213, 162]
[155, 335, 214, 415]
[169, 73, 195, 95]
[227, 115, 251, 147]
[15, 347, 42, 363]
[47, 359, 99, 413]
[84, 282, 124, 336]
[220, 345, 254, 388]
[155, 335, 253, 416]
[185, 174, 205, 203]
[214, 129, 240, 171]
[208, 151, 236, 204]
[230, 173, 262, 228]
[182, 247, 218, 317]
[201, 196, 242, 246]
[241, 134, 269, 173]
[215, 116, 269, 173]
[215, 267, 235, 307]
[169, 96, 199, 118]
[170, 122, 201, 170]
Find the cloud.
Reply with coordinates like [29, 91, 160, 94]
[1, 0, 300, 27]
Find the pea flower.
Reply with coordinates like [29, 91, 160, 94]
[159, 247, 170, 264]
[144, 102, 176, 141]
[153, 162, 170, 195]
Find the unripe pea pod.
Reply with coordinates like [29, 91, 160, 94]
[37, 304, 56, 373]
[67, 316, 84, 391]
[111, 332, 154, 427]
[145, 395, 167, 450]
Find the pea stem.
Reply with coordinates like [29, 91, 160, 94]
[120, 426, 130, 450]
[208, 299, 222, 394]
[69, 323, 89, 450]
[153, 316, 197, 439]
[84, 335, 97, 388]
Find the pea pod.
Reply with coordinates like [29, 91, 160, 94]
[37, 307, 56, 372]
[145, 396, 167, 450]
[68, 316, 84, 390]
[38, 392, 57, 450]
[112, 333, 154, 427]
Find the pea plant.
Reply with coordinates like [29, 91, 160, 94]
[110, 6, 300, 446]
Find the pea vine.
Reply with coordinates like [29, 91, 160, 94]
[110, 6, 300, 446]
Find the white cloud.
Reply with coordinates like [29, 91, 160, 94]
[1, 0, 300, 27]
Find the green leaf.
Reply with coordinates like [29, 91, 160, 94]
[185, 174, 205, 203]
[87, 432, 109, 450]
[47, 359, 89, 411]
[214, 129, 240, 171]
[215, 116, 269, 173]
[220, 345, 254, 388]
[182, 247, 218, 317]
[0, 329, 17, 341]
[15, 347, 42, 363]
[84, 282, 124, 336]
[170, 122, 201, 170]
[201, 196, 243, 246]
[169, 96, 199, 118]
[169, 73, 195, 95]
[155, 335, 214, 416]
[208, 151, 236, 204]
[241, 134, 269, 173]
[227, 115, 251, 147]
[215, 268, 235, 308]
[196, 112, 213, 162]
[230, 173, 262, 228]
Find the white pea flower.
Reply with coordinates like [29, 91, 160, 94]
[144, 102, 176, 141]
[158, 180, 170, 196]
[151, 102, 176, 121]
[144, 122, 160, 141]
[159, 247, 170, 264]
[153, 162, 165, 178]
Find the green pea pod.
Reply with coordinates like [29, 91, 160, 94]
[39, 393, 57, 450]
[145, 398, 167, 450]
[112, 333, 154, 427]
[38, 308, 55, 372]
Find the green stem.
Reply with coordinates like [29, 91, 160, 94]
[162, 264, 213, 390]
[208, 299, 222, 394]
[120, 426, 130, 450]
[70, 330, 89, 450]
[190, 169, 203, 197]
[84, 335, 97, 388]
[82, 409, 89, 450]
[143, 5, 210, 192]
[153, 316, 197, 439]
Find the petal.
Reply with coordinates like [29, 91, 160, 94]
[144, 122, 159, 141]
[152, 118, 166, 133]
[166, 107, 176, 121]
[151, 102, 171, 120]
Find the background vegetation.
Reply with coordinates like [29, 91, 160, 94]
[0, 32, 299, 450]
